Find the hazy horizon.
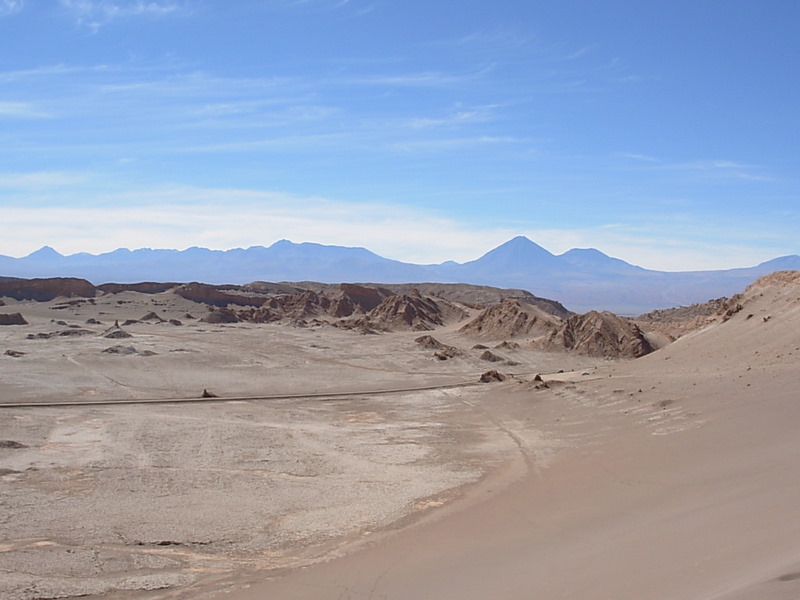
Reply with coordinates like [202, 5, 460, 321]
[2, 235, 799, 275]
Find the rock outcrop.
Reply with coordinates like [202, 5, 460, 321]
[141, 312, 165, 322]
[0, 277, 96, 301]
[545, 311, 653, 358]
[460, 299, 562, 339]
[173, 283, 264, 308]
[98, 282, 179, 295]
[479, 350, 504, 362]
[0, 313, 28, 326]
[362, 291, 445, 331]
[338, 284, 393, 312]
[102, 323, 133, 338]
[479, 369, 506, 383]
[415, 335, 462, 359]
[181, 283, 400, 326]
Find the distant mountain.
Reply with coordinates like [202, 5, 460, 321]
[0, 241, 433, 287]
[439, 237, 800, 314]
[1, 236, 798, 315]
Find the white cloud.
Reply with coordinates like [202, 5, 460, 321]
[0, 185, 518, 263]
[1, 184, 793, 272]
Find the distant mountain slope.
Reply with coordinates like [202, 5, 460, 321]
[1, 237, 798, 315]
[434, 237, 800, 314]
[0, 240, 435, 287]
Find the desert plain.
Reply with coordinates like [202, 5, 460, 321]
[1, 272, 800, 599]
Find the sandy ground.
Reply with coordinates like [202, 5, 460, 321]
[2, 276, 799, 600]
[199, 274, 800, 600]
[0, 290, 599, 599]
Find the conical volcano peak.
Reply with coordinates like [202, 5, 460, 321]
[25, 246, 64, 260]
[468, 236, 559, 267]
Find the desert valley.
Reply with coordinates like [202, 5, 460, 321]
[4, 0, 799, 597]
[0, 270, 799, 599]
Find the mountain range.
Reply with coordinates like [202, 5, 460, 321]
[2, 237, 798, 315]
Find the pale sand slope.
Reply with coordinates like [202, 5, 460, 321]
[0, 289, 600, 599]
[202, 273, 800, 600]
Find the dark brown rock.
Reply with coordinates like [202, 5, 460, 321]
[174, 283, 263, 308]
[479, 350, 504, 362]
[0, 313, 27, 326]
[479, 370, 506, 383]
[0, 277, 96, 301]
[98, 282, 179, 294]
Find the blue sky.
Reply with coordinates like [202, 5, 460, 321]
[1, 0, 798, 270]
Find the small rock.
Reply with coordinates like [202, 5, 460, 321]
[102, 345, 138, 355]
[0, 440, 27, 449]
[479, 370, 506, 383]
[0, 313, 28, 326]
[479, 350, 503, 362]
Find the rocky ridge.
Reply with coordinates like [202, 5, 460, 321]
[0, 274, 760, 358]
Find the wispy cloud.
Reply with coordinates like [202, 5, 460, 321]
[0, 60, 516, 159]
[275, 0, 377, 15]
[455, 29, 532, 50]
[0, 101, 53, 119]
[659, 159, 775, 182]
[390, 135, 527, 154]
[0, 64, 113, 83]
[614, 151, 659, 162]
[340, 65, 494, 88]
[59, 0, 187, 30]
[0, 171, 89, 188]
[615, 152, 774, 182]
[554, 46, 594, 62]
[406, 105, 499, 129]
[438, 28, 597, 69]
[172, 133, 349, 154]
[0, 0, 24, 17]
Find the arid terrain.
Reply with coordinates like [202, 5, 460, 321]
[1, 273, 799, 599]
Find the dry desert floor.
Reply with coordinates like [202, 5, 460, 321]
[1, 273, 800, 600]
